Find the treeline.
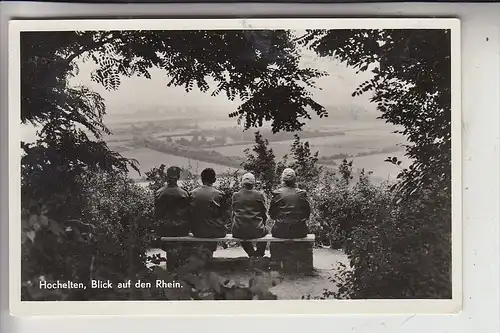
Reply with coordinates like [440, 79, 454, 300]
[137, 137, 245, 169]
[319, 146, 404, 165]
[157, 127, 345, 147]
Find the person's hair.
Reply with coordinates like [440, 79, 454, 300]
[281, 168, 297, 187]
[200, 168, 216, 185]
[166, 178, 178, 186]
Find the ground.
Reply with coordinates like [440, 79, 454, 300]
[147, 246, 349, 300]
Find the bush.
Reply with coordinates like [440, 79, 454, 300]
[331, 181, 451, 299]
[308, 160, 394, 249]
[21, 170, 162, 301]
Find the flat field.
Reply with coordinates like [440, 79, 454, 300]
[206, 128, 406, 159]
[120, 147, 240, 179]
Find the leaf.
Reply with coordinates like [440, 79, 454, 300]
[26, 230, 36, 242]
[39, 215, 49, 226]
[48, 219, 65, 236]
[28, 214, 39, 227]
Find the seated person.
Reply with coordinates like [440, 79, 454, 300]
[154, 166, 191, 236]
[231, 173, 268, 258]
[154, 166, 191, 270]
[268, 168, 311, 239]
[190, 168, 227, 254]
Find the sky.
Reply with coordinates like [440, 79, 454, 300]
[21, 35, 379, 142]
[68, 44, 377, 116]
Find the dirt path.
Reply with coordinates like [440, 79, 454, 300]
[148, 246, 349, 300]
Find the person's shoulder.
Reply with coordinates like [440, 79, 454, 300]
[295, 188, 308, 197]
[177, 186, 190, 196]
[190, 186, 202, 194]
[155, 185, 167, 197]
[271, 188, 283, 196]
[255, 190, 266, 200]
[252, 189, 265, 196]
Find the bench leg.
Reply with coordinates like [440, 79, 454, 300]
[270, 243, 313, 273]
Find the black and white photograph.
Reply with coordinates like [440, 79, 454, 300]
[9, 18, 461, 314]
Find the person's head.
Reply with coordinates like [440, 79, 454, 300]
[281, 168, 297, 187]
[241, 172, 256, 190]
[166, 166, 181, 186]
[200, 168, 216, 186]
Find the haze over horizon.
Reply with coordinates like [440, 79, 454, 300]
[21, 36, 386, 142]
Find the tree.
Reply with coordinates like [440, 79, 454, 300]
[298, 29, 451, 195]
[288, 134, 323, 191]
[21, 30, 328, 219]
[19, 30, 324, 300]
[22, 30, 326, 138]
[299, 29, 452, 299]
[241, 132, 278, 194]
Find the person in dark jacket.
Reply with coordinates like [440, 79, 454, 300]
[231, 172, 268, 257]
[154, 166, 191, 236]
[154, 166, 192, 270]
[190, 168, 227, 255]
[268, 168, 311, 239]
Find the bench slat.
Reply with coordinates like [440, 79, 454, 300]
[159, 233, 315, 242]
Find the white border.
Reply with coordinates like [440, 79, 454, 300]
[8, 18, 462, 316]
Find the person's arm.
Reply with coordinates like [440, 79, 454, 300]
[153, 190, 163, 220]
[259, 192, 268, 225]
[300, 191, 311, 219]
[188, 190, 196, 230]
[268, 191, 280, 220]
[231, 193, 236, 222]
[215, 190, 227, 219]
[181, 189, 192, 227]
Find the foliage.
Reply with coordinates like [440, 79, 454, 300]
[21, 171, 159, 300]
[144, 164, 195, 193]
[241, 131, 323, 195]
[330, 181, 451, 299]
[298, 29, 451, 195]
[21, 28, 453, 301]
[298, 29, 452, 299]
[287, 134, 323, 192]
[22, 30, 326, 139]
[241, 131, 279, 195]
[139, 136, 245, 169]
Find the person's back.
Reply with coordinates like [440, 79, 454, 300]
[231, 173, 268, 257]
[232, 189, 267, 239]
[154, 166, 191, 236]
[269, 169, 311, 239]
[190, 169, 227, 238]
[154, 166, 192, 271]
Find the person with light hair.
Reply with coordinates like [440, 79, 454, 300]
[231, 172, 268, 257]
[268, 168, 311, 239]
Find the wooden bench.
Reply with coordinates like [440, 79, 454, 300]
[159, 233, 315, 272]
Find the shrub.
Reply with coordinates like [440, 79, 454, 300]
[308, 160, 394, 249]
[21, 170, 161, 301]
[331, 180, 451, 299]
